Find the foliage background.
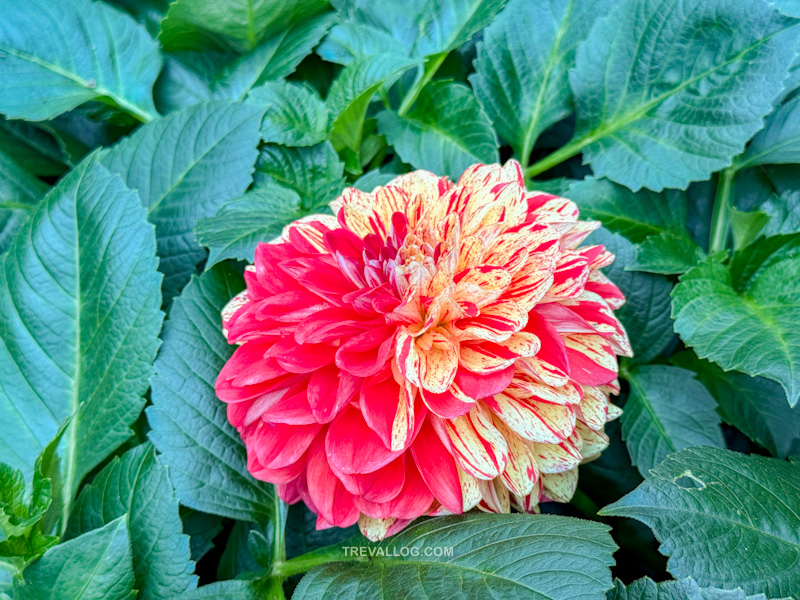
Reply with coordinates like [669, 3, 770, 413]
[1, 0, 800, 598]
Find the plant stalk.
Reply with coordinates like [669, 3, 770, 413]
[709, 168, 736, 253]
[397, 52, 448, 116]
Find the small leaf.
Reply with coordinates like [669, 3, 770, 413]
[672, 238, 800, 405]
[195, 181, 303, 268]
[317, 22, 407, 65]
[738, 95, 800, 170]
[0, 158, 163, 509]
[0, 150, 47, 255]
[628, 231, 705, 275]
[174, 580, 265, 600]
[159, 0, 329, 54]
[65, 443, 197, 600]
[471, 0, 614, 159]
[148, 264, 276, 522]
[254, 142, 345, 212]
[672, 353, 800, 459]
[293, 513, 616, 600]
[608, 577, 787, 600]
[622, 365, 724, 477]
[100, 101, 263, 301]
[248, 81, 329, 146]
[761, 190, 800, 236]
[0, 0, 161, 122]
[730, 207, 770, 250]
[181, 510, 223, 563]
[378, 81, 498, 180]
[600, 447, 800, 598]
[0, 119, 67, 177]
[353, 168, 402, 192]
[569, 0, 799, 191]
[14, 517, 135, 600]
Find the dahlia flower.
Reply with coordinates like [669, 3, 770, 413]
[215, 160, 632, 541]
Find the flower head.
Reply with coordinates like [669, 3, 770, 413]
[215, 160, 632, 541]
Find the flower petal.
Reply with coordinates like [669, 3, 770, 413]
[439, 405, 508, 480]
[396, 327, 459, 393]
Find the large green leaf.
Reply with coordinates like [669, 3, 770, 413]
[760, 190, 800, 236]
[65, 443, 196, 600]
[327, 55, 420, 153]
[181, 509, 223, 563]
[672, 237, 800, 405]
[622, 366, 724, 476]
[148, 264, 276, 522]
[195, 181, 303, 268]
[293, 514, 615, 599]
[471, 0, 613, 160]
[155, 13, 335, 113]
[672, 353, 800, 459]
[0, 159, 162, 520]
[175, 580, 266, 600]
[601, 447, 800, 598]
[254, 142, 345, 212]
[608, 577, 784, 600]
[317, 22, 407, 65]
[627, 232, 706, 276]
[738, 95, 800, 170]
[586, 229, 675, 364]
[566, 0, 798, 191]
[100, 101, 263, 301]
[159, 0, 328, 53]
[0, 0, 161, 122]
[14, 517, 135, 600]
[378, 81, 498, 180]
[248, 81, 329, 146]
[0, 151, 47, 255]
[0, 119, 67, 178]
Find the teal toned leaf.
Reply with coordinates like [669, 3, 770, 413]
[317, 22, 407, 65]
[106, 0, 169, 38]
[254, 142, 345, 212]
[248, 81, 329, 146]
[0, 0, 161, 122]
[569, 0, 799, 191]
[738, 95, 800, 170]
[608, 577, 786, 600]
[159, 0, 328, 54]
[601, 447, 800, 598]
[293, 513, 615, 600]
[730, 208, 770, 250]
[285, 503, 357, 560]
[327, 55, 419, 153]
[672, 353, 800, 459]
[761, 190, 800, 236]
[181, 510, 223, 563]
[378, 81, 498, 180]
[14, 517, 135, 600]
[353, 168, 402, 192]
[587, 229, 675, 364]
[175, 580, 265, 600]
[0, 119, 67, 177]
[772, 0, 800, 17]
[628, 232, 705, 275]
[471, 0, 613, 159]
[0, 150, 47, 255]
[0, 159, 162, 511]
[156, 13, 335, 113]
[672, 237, 800, 405]
[195, 181, 303, 268]
[66, 443, 196, 600]
[148, 264, 276, 522]
[622, 365, 723, 476]
[100, 101, 263, 301]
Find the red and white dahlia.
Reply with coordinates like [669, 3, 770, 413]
[215, 160, 632, 541]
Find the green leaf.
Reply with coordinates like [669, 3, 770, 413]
[155, 13, 335, 113]
[195, 181, 303, 268]
[0, 0, 161, 122]
[100, 101, 263, 301]
[470, 0, 613, 160]
[738, 95, 800, 170]
[105, 0, 169, 38]
[353, 168, 402, 192]
[568, 0, 799, 191]
[14, 517, 135, 600]
[730, 208, 770, 250]
[607, 577, 787, 600]
[254, 142, 345, 212]
[0, 159, 162, 521]
[285, 503, 357, 560]
[65, 443, 196, 600]
[248, 81, 329, 146]
[0, 119, 67, 177]
[159, 0, 328, 53]
[586, 228, 675, 364]
[672, 238, 800, 406]
[327, 55, 420, 153]
[378, 81, 498, 180]
[761, 190, 800, 236]
[174, 580, 265, 600]
[148, 264, 275, 522]
[628, 232, 705, 275]
[672, 353, 800, 459]
[622, 365, 724, 477]
[181, 510, 223, 563]
[0, 150, 47, 255]
[317, 22, 407, 65]
[293, 513, 615, 600]
[600, 447, 800, 598]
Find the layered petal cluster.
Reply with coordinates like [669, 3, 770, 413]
[215, 160, 631, 541]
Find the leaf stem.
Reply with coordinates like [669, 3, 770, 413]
[523, 130, 603, 178]
[271, 494, 287, 568]
[397, 52, 448, 116]
[271, 543, 364, 579]
[709, 167, 736, 253]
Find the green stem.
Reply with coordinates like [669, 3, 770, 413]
[523, 130, 604, 178]
[709, 167, 736, 253]
[271, 495, 287, 568]
[271, 543, 364, 580]
[397, 52, 448, 116]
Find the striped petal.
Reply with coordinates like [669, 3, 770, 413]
[396, 326, 459, 394]
[484, 392, 576, 444]
[494, 418, 539, 497]
[540, 468, 578, 503]
[453, 300, 528, 343]
[533, 430, 583, 474]
[439, 405, 508, 480]
[564, 334, 618, 386]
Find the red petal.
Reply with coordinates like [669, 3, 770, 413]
[410, 420, 463, 515]
[326, 406, 404, 475]
[335, 326, 396, 377]
[306, 435, 359, 527]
